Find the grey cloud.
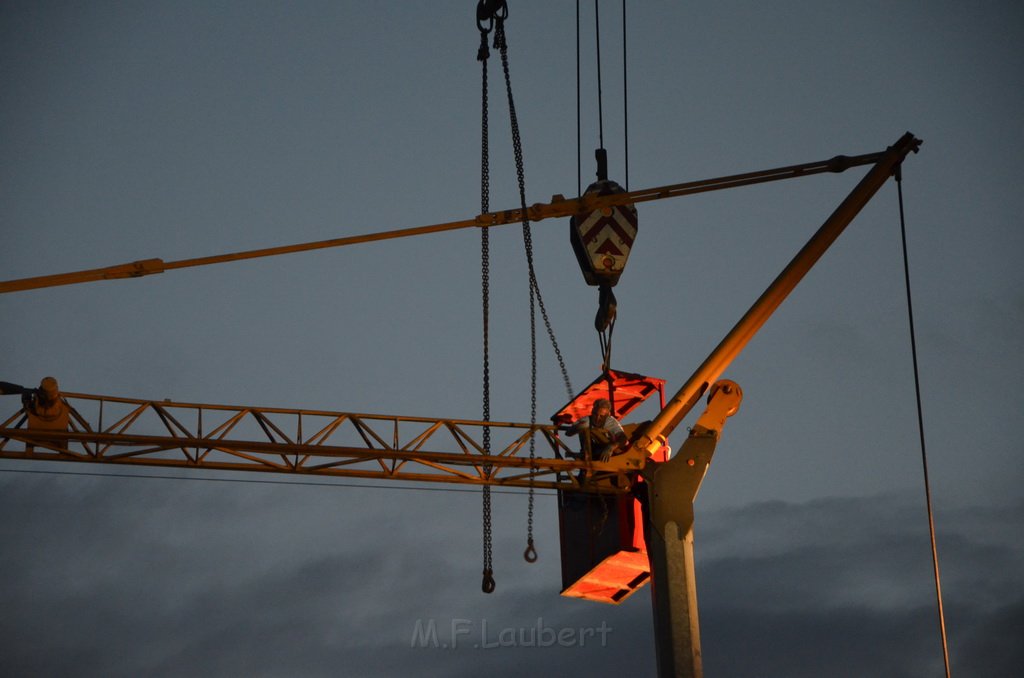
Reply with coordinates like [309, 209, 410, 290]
[1, 474, 1017, 677]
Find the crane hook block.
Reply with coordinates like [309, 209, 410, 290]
[569, 179, 637, 288]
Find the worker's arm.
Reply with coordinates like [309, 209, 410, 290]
[608, 417, 627, 446]
[0, 381, 29, 395]
[565, 418, 588, 437]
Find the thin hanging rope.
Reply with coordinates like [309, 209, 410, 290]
[594, 0, 605, 150]
[576, 0, 582, 197]
[599, 316, 615, 372]
[896, 165, 951, 677]
[622, 0, 629, 190]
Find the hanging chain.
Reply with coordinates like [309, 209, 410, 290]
[475, 2, 574, 575]
[494, 22, 573, 403]
[494, 19, 572, 564]
[477, 8, 495, 594]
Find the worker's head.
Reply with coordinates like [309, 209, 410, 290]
[591, 398, 612, 423]
[39, 376, 59, 403]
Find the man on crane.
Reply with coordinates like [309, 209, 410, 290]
[1, 377, 70, 452]
[566, 398, 626, 463]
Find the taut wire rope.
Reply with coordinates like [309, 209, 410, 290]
[895, 165, 951, 677]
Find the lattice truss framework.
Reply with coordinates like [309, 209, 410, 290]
[0, 393, 611, 491]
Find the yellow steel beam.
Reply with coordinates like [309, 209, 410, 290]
[0, 148, 884, 294]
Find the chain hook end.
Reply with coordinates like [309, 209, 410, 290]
[482, 569, 496, 594]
